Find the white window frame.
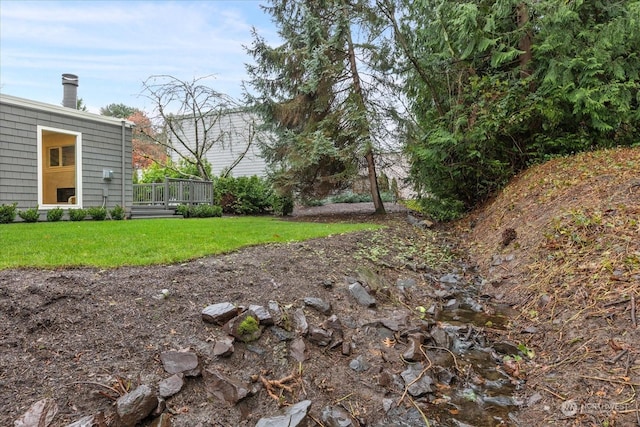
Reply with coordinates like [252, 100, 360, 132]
[37, 125, 83, 208]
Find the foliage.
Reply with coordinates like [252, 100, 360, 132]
[271, 192, 294, 216]
[129, 110, 168, 171]
[68, 208, 87, 222]
[213, 175, 273, 215]
[139, 75, 242, 181]
[237, 315, 260, 336]
[109, 205, 126, 220]
[100, 103, 138, 118]
[0, 203, 17, 224]
[177, 204, 223, 218]
[18, 206, 40, 223]
[87, 206, 108, 221]
[46, 208, 64, 222]
[390, 0, 640, 219]
[245, 0, 393, 213]
[0, 217, 379, 269]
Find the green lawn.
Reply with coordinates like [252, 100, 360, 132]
[0, 217, 379, 269]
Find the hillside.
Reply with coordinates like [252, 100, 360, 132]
[460, 147, 640, 425]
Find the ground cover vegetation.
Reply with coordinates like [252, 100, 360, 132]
[0, 217, 378, 269]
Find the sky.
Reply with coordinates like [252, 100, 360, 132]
[0, 0, 278, 114]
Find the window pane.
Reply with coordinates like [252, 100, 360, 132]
[62, 145, 75, 166]
[49, 148, 60, 167]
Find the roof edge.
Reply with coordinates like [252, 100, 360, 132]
[0, 93, 135, 128]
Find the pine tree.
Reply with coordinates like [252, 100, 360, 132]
[246, 0, 395, 213]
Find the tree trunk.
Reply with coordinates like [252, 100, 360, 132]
[343, 7, 386, 215]
[517, 2, 533, 79]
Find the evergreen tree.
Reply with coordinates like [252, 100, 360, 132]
[246, 0, 395, 213]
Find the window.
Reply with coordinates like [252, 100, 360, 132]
[37, 126, 82, 207]
[49, 145, 75, 167]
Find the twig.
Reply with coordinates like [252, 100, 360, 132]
[603, 297, 631, 307]
[67, 381, 123, 398]
[397, 349, 434, 406]
[259, 372, 299, 404]
[632, 294, 637, 329]
[579, 375, 640, 387]
[606, 349, 629, 365]
[540, 386, 566, 400]
[408, 396, 431, 427]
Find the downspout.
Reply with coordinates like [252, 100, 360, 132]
[121, 120, 126, 210]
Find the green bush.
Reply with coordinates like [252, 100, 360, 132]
[214, 176, 273, 215]
[0, 203, 18, 224]
[271, 193, 294, 216]
[18, 206, 40, 223]
[177, 204, 223, 218]
[87, 206, 108, 221]
[109, 205, 126, 220]
[47, 208, 64, 222]
[68, 208, 88, 222]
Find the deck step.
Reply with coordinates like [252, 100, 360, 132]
[130, 206, 182, 219]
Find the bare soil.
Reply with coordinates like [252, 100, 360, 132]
[2, 147, 639, 427]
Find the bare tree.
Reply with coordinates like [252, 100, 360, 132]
[140, 75, 241, 180]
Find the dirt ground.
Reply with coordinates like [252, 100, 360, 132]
[1, 146, 639, 427]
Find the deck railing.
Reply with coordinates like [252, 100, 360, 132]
[133, 178, 214, 208]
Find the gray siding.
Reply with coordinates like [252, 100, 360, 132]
[0, 96, 133, 213]
[171, 110, 268, 178]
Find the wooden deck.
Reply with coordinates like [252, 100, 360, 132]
[131, 178, 214, 218]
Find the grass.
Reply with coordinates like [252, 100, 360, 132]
[0, 217, 379, 269]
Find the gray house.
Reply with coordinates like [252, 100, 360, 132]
[0, 75, 134, 218]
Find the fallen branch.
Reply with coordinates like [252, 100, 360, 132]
[631, 294, 637, 329]
[259, 372, 300, 404]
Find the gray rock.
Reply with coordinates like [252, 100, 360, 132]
[213, 337, 235, 357]
[402, 333, 425, 362]
[401, 364, 434, 397]
[201, 302, 239, 325]
[341, 340, 352, 356]
[158, 373, 184, 398]
[527, 392, 543, 407]
[382, 398, 394, 413]
[268, 300, 281, 313]
[249, 304, 274, 326]
[349, 355, 369, 372]
[204, 369, 250, 405]
[160, 350, 200, 376]
[493, 341, 520, 355]
[439, 273, 461, 284]
[294, 309, 308, 335]
[348, 282, 376, 307]
[65, 415, 99, 427]
[396, 278, 417, 289]
[379, 310, 410, 331]
[308, 326, 333, 346]
[303, 297, 332, 315]
[321, 405, 354, 427]
[255, 400, 312, 427]
[14, 398, 58, 427]
[270, 326, 295, 341]
[116, 385, 157, 427]
[290, 337, 307, 362]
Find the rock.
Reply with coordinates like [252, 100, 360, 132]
[439, 273, 461, 284]
[401, 364, 434, 397]
[290, 337, 307, 362]
[160, 350, 200, 377]
[382, 398, 394, 413]
[303, 297, 332, 315]
[116, 385, 157, 427]
[270, 326, 295, 341]
[201, 302, 240, 325]
[223, 310, 263, 342]
[255, 400, 312, 427]
[322, 279, 334, 288]
[158, 373, 184, 398]
[212, 337, 235, 357]
[294, 309, 308, 335]
[493, 341, 520, 355]
[527, 392, 543, 407]
[204, 369, 250, 405]
[430, 327, 451, 348]
[396, 278, 416, 289]
[148, 413, 172, 427]
[308, 325, 333, 346]
[341, 340, 352, 356]
[348, 282, 376, 307]
[268, 300, 281, 313]
[402, 333, 425, 362]
[249, 304, 275, 325]
[321, 405, 354, 427]
[349, 355, 369, 372]
[14, 398, 58, 427]
[65, 414, 101, 426]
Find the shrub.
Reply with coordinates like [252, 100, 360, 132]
[109, 205, 126, 220]
[176, 204, 192, 218]
[18, 206, 40, 223]
[87, 206, 108, 221]
[214, 176, 273, 215]
[68, 208, 88, 222]
[193, 204, 222, 218]
[47, 208, 64, 222]
[0, 203, 18, 224]
[271, 193, 294, 216]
